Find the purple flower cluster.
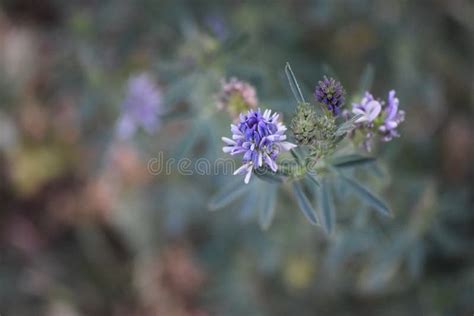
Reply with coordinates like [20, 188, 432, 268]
[222, 109, 296, 183]
[116, 73, 162, 140]
[351, 90, 405, 150]
[314, 76, 345, 116]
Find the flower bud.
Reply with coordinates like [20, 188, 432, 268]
[314, 76, 346, 116]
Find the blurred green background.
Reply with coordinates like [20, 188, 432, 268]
[0, 0, 473, 315]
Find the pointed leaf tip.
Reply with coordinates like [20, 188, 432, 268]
[284, 62, 306, 104]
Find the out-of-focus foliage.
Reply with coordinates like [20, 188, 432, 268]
[0, 0, 473, 315]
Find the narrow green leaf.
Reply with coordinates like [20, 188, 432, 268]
[340, 175, 392, 216]
[332, 135, 347, 147]
[367, 163, 386, 179]
[335, 114, 363, 136]
[278, 161, 299, 177]
[306, 173, 320, 187]
[285, 62, 305, 104]
[290, 148, 303, 166]
[259, 183, 278, 230]
[254, 167, 284, 183]
[318, 178, 335, 234]
[331, 154, 376, 168]
[292, 181, 319, 225]
[239, 180, 259, 220]
[209, 177, 250, 211]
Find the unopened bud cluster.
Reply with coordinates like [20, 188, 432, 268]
[314, 76, 345, 116]
[290, 103, 317, 145]
[291, 103, 337, 160]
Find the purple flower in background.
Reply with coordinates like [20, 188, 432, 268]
[314, 76, 346, 116]
[116, 73, 162, 139]
[205, 14, 229, 41]
[217, 77, 258, 117]
[222, 108, 296, 184]
[379, 90, 405, 141]
[350, 90, 405, 151]
[352, 92, 382, 124]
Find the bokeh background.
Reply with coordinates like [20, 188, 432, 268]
[0, 1, 473, 315]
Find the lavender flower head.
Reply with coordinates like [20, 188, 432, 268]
[116, 73, 162, 139]
[217, 78, 258, 118]
[314, 76, 346, 116]
[222, 108, 296, 184]
[379, 90, 405, 141]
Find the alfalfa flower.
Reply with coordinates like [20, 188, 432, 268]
[314, 76, 346, 116]
[350, 90, 405, 150]
[352, 92, 382, 124]
[217, 77, 258, 118]
[222, 108, 296, 184]
[116, 73, 162, 139]
[379, 90, 405, 141]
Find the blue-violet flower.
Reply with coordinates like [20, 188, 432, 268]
[116, 73, 162, 139]
[222, 108, 296, 183]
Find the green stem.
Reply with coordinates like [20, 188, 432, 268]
[277, 156, 332, 182]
